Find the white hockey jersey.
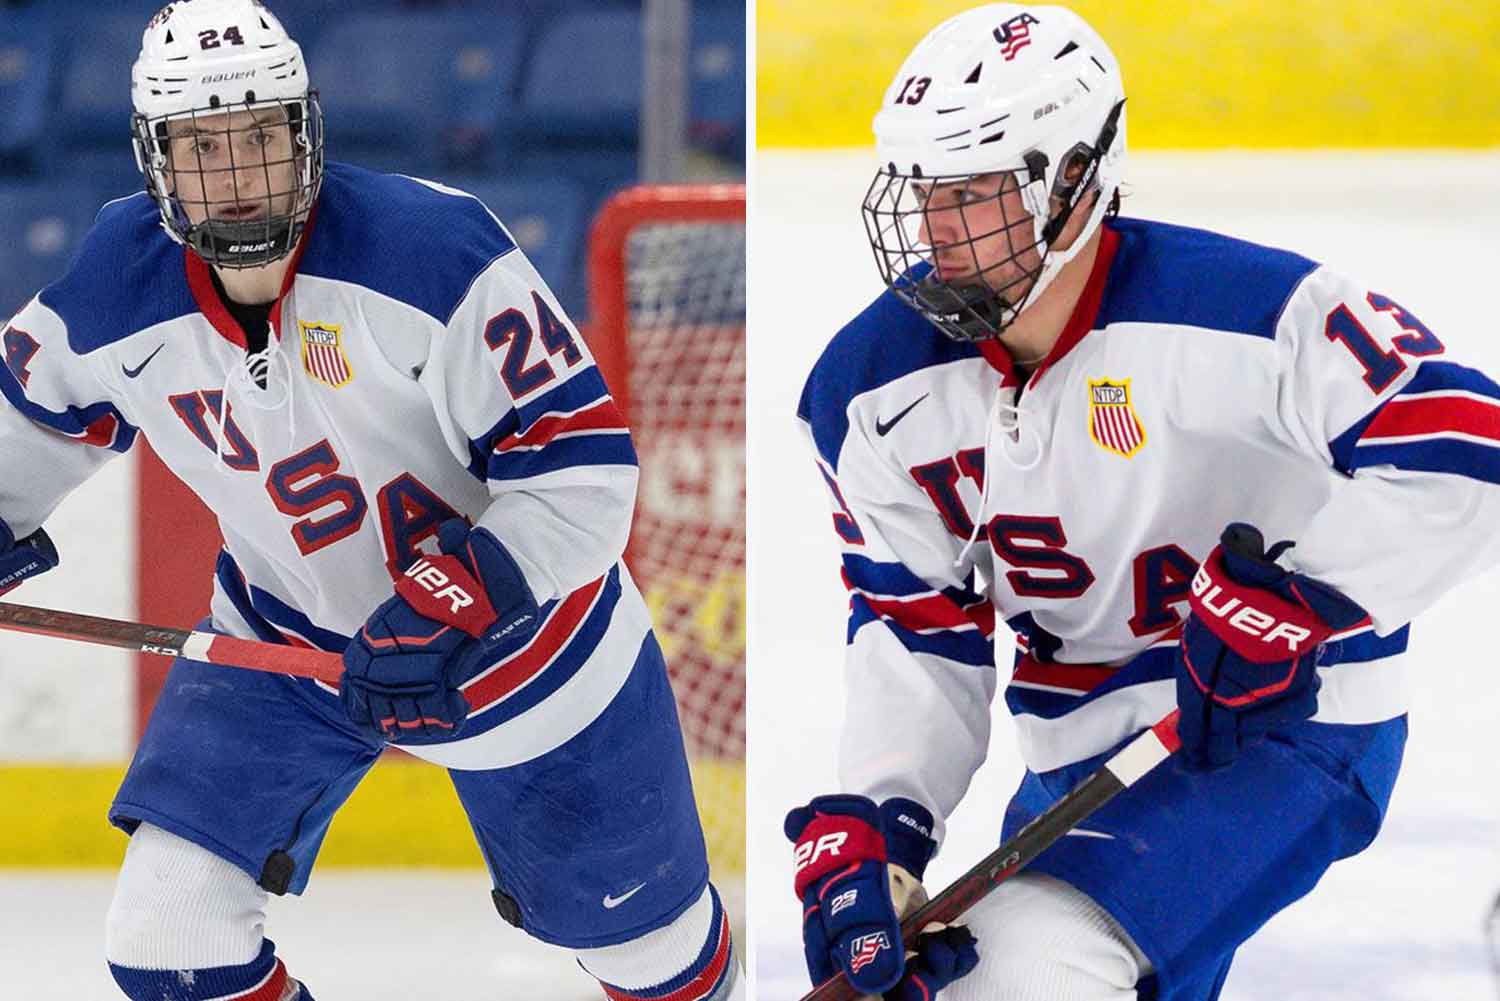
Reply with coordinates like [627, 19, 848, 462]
[800, 216, 1500, 841]
[0, 163, 651, 769]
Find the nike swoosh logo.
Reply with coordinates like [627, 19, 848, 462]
[122, 344, 165, 379]
[875, 393, 930, 436]
[602, 883, 647, 909]
[1064, 828, 1116, 840]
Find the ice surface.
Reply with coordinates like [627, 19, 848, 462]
[0, 870, 746, 1000]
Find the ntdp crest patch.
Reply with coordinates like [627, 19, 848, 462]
[1088, 378, 1146, 458]
[299, 320, 353, 388]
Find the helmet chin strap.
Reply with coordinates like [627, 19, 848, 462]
[187, 215, 298, 270]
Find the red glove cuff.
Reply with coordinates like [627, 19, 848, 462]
[395, 554, 499, 638]
[1188, 548, 1332, 664]
[791, 813, 886, 899]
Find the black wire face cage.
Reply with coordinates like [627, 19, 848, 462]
[132, 93, 324, 269]
[863, 164, 1047, 343]
[862, 108, 1123, 343]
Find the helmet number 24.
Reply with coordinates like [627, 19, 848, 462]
[894, 76, 932, 106]
[198, 26, 246, 50]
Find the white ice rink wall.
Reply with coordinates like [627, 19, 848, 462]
[748, 149, 1500, 1000]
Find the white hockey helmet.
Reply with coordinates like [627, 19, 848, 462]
[863, 4, 1127, 341]
[130, 0, 324, 268]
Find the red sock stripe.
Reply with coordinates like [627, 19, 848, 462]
[215, 958, 288, 1001]
[602, 911, 733, 1001]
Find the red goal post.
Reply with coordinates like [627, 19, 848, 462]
[586, 184, 746, 875]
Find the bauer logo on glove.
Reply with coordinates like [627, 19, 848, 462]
[342, 519, 541, 743]
[1175, 523, 1369, 768]
[1187, 561, 1319, 657]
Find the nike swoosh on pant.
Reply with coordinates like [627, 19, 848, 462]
[602, 883, 647, 908]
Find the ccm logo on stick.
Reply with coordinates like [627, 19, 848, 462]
[405, 558, 475, 615]
[793, 832, 848, 874]
[1191, 565, 1311, 651]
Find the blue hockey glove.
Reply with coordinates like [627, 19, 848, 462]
[787, 795, 977, 998]
[1176, 523, 1368, 768]
[886, 925, 979, 1001]
[341, 519, 539, 742]
[0, 522, 58, 596]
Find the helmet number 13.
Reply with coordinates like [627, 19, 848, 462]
[199, 26, 246, 50]
[895, 76, 932, 106]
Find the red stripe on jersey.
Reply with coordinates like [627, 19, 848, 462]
[79, 411, 120, 447]
[185, 207, 317, 351]
[1361, 395, 1500, 443]
[602, 911, 733, 1001]
[841, 570, 995, 635]
[858, 590, 976, 632]
[963, 599, 996, 636]
[496, 398, 626, 453]
[461, 573, 606, 712]
[1011, 655, 1116, 693]
[1032, 225, 1120, 387]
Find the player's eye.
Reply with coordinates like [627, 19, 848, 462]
[247, 129, 273, 148]
[192, 138, 218, 157]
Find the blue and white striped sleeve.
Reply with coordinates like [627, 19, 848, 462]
[1274, 265, 1500, 633]
[798, 367, 996, 844]
[429, 246, 638, 606]
[0, 295, 137, 539]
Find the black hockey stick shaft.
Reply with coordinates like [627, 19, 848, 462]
[799, 710, 1181, 1001]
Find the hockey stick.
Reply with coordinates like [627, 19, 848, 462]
[799, 711, 1181, 1001]
[0, 599, 344, 686]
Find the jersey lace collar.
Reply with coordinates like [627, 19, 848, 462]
[183, 203, 320, 351]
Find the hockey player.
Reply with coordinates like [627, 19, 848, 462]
[0, 2, 740, 999]
[788, 4, 1500, 1000]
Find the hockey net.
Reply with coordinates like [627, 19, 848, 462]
[587, 185, 746, 874]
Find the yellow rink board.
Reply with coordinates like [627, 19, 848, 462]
[759, 1, 1500, 148]
[0, 758, 744, 875]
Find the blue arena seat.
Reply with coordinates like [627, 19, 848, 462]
[689, 7, 745, 161]
[452, 175, 590, 317]
[267, 0, 403, 55]
[49, 13, 148, 180]
[307, 10, 529, 174]
[0, 180, 106, 320]
[0, 12, 56, 174]
[515, 7, 643, 145]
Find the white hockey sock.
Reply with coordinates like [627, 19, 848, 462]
[576, 884, 742, 1001]
[943, 872, 1152, 1001]
[105, 822, 269, 969]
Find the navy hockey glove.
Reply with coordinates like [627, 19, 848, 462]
[1176, 523, 1368, 768]
[787, 795, 977, 998]
[0, 522, 58, 596]
[341, 519, 539, 743]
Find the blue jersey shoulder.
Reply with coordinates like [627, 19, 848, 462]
[298, 163, 518, 324]
[799, 283, 978, 469]
[39, 192, 198, 356]
[1100, 217, 1319, 339]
